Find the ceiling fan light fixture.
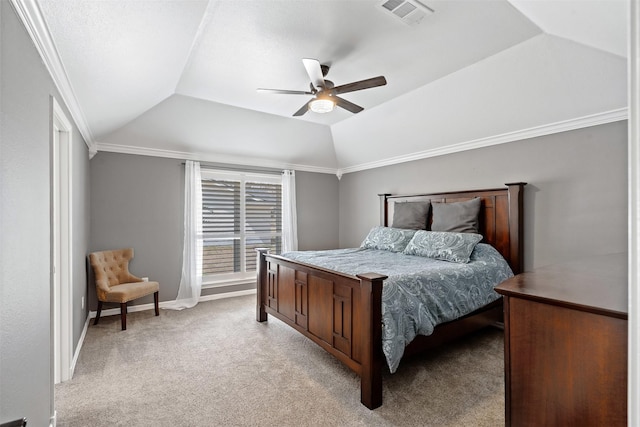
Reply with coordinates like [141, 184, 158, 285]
[260, 58, 385, 117]
[309, 97, 335, 113]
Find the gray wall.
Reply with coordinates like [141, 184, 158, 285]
[296, 170, 340, 250]
[89, 153, 340, 308]
[89, 153, 183, 309]
[339, 121, 628, 270]
[72, 118, 91, 356]
[0, 2, 91, 425]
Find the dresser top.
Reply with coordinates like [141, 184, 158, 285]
[495, 252, 628, 319]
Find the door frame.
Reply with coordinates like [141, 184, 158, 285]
[51, 96, 73, 385]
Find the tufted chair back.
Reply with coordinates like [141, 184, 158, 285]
[89, 248, 160, 330]
[90, 248, 141, 301]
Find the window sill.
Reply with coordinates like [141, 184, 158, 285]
[202, 276, 257, 289]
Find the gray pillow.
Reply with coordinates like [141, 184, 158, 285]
[392, 201, 431, 230]
[431, 198, 481, 233]
[403, 230, 483, 263]
[360, 226, 417, 252]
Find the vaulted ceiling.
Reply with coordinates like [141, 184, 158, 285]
[24, 0, 628, 174]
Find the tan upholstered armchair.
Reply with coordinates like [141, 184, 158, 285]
[89, 248, 159, 330]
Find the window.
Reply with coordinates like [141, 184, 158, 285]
[201, 169, 282, 282]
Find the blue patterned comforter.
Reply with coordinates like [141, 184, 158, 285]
[281, 243, 513, 373]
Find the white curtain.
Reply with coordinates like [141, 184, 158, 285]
[282, 170, 298, 252]
[164, 160, 203, 310]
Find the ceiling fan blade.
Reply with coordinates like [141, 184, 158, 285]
[257, 88, 314, 95]
[292, 101, 310, 117]
[333, 76, 387, 95]
[302, 58, 326, 89]
[335, 96, 364, 114]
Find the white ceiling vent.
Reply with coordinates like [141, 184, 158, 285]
[380, 0, 434, 26]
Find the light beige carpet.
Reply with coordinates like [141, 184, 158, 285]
[55, 295, 505, 426]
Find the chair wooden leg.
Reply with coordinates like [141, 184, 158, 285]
[154, 291, 159, 316]
[120, 302, 127, 330]
[94, 301, 103, 325]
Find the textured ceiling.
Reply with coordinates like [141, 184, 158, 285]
[510, 0, 628, 57]
[32, 0, 628, 172]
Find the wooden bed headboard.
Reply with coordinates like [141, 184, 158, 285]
[379, 183, 526, 274]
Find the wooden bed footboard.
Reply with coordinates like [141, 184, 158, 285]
[256, 182, 525, 409]
[256, 249, 387, 408]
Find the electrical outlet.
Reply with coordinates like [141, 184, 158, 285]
[81, 296, 85, 309]
[142, 277, 149, 282]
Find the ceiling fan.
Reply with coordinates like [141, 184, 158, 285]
[257, 58, 387, 117]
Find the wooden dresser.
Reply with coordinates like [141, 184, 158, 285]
[495, 253, 628, 427]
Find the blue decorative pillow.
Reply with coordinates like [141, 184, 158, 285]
[360, 226, 417, 252]
[403, 230, 483, 263]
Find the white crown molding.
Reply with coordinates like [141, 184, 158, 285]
[95, 142, 340, 175]
[337, 108, 629, 175]
[97, 108, 627, 177]
[11, 0, 98, 158]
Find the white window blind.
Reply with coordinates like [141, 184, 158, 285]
[201, 170, 282, 278]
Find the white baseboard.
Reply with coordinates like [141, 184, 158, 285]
[88, 289, 257, 319]
[69, 316, 90, 378]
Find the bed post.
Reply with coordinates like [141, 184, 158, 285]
[357, 272, 388, 410]
[505, 182, 526, 274]
[378, 193, 391, 226]
[256, 248, 269, 322]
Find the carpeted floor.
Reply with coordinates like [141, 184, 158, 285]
[55, 294, 505, 426]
